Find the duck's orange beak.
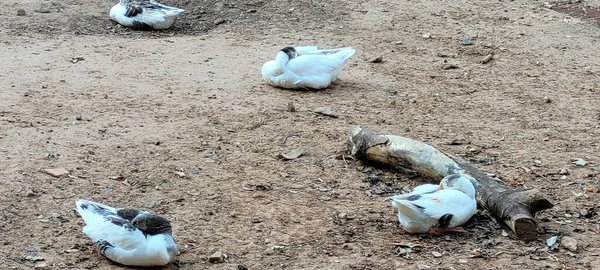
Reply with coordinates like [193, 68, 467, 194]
[438, 183, 444, 190]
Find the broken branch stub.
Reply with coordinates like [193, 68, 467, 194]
[348, 126, 554, 241]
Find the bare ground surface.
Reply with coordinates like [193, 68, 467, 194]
[1, 0, 600, 269]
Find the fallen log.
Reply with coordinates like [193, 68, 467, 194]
[347, 126, 554, 241]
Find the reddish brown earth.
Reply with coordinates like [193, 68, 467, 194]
[1, 0, 599, 269]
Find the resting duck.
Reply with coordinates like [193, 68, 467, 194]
[261, 46, 356, 89]
[109, 0, 185, 30]
[389, 174, 477, 234]
[75, 199, 178, 266]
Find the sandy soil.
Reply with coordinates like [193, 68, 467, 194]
[1, 0, 599, 269]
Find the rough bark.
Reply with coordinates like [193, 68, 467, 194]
[348, 126, 554, 241]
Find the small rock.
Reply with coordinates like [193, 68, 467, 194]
[65, 249, 79, 253]
[208, 251, 224, 263]
[27, 247, 37, 252]
[431, 251, 442, 257]
[75, 115, 82, 121]
[441, 64, 459, 70]
[458, 259, 468, 264]
[314, 106, 338, 118]
[279, 148, 307, 160]
[145, 201, 156, 209]
[369, 56, 383, 63]
[17, 9, 26, 16]
[33, 262, 48, 270]
[480, 54, 494, 64]
[395, 41, 403, 45]
[572, 158, 587, 166]
[71, 57, 84, 64]
[25, 190, 36, 197]
[214, 19, 225, 25]
[25, 255, 44, 262]
[546, 236, 558, 248]
[287, 102, 296, 112]
[561, 236, 578, 252]
[559, 168, 570, 175]
[544, 96, 552, 103]
[422, 33, 432, 39]
[460, 38, 473, 45]
[418, 264, 431, 269]
[174, 171, 186, 177]
[338, 212, 347, 219]
[42, 168, 69, 178]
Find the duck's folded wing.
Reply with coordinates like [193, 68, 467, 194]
[76, 200, 146, 250]
[414, 190, 475, 221]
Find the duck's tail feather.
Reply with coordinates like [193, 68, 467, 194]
[298, 47, 356, 61]
[331, 47, 356, 62]
[151, 3, 185, 17]
[390, 198, 422, 219]
[75, 199, 118, 225]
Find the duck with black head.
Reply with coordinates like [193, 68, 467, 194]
[75, 199, 178, 266]
[261, 45, 356, 90]
[109, 0, 184, 30]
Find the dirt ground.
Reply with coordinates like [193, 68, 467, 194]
[1, 0, 599, 269]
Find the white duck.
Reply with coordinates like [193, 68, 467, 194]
[75, 199, 178, 266]
[109, 0, 185, 30]
[261, 46, 356, 89]
[389, 174, 477, 234]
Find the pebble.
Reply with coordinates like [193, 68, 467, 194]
[460, 38, 473, 45]
[369, 56, 383, 63]
[441, 64, 459, 70]
[287, 102, 296, 112]
[33, 262, 48, 270]
[561, 236, 578, 252]
[559, 168, 570, 175]
[26, 255, 44, 262]
[208, 251, 224, 263]
[42, 168, 69, 178]
[417, 265, 431, 269]
[431, 251, 442, 257]
[547, 236, 558, 247]
[17, 9, 26, 16]
[174, 171, 186, 177]
[25, 190, 36, 197]
[422, 33, 432, 39]
[75, 115, 82, 121]
[314, 106, 338, 118]
[458, 259, 468, 264]
[280, 148, 306, 160]
[572, 158, 587, 166]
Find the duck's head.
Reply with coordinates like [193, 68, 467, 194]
[438, 173, 476, 199]
[274, 47, 298, 70]
[131, 213, 173, 235]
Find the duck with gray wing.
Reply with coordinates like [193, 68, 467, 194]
[261, 46, 356, 89]
[389, 174, 477, 235]
[109, 0, 184, 30]
[75, 199, 178, 266]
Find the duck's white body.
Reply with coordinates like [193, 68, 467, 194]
[390, 174, 477, 234]
[261, 46, 356, 89]
[109, 0, 184, 30]
[75, 199, 177, 266]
